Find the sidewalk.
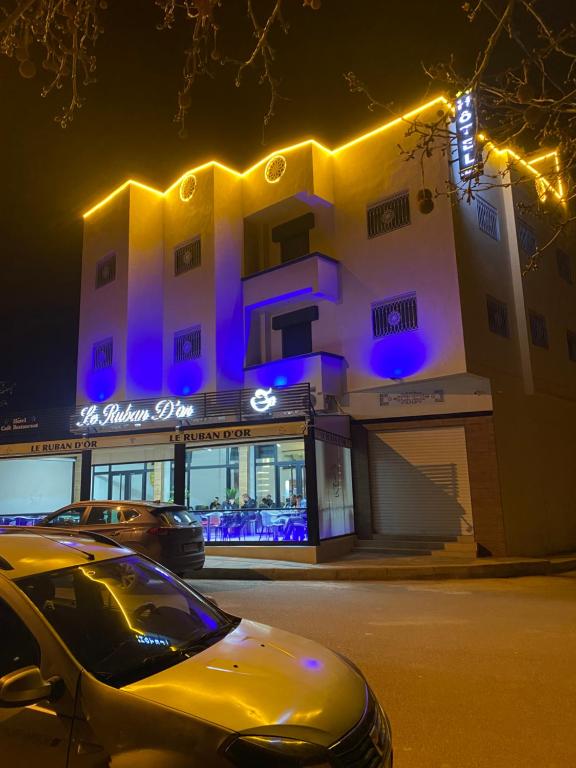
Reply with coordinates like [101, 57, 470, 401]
[192, 550, 576, 581]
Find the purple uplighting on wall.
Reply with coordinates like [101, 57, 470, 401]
[369, 333, 427, 380]
[167, 359, 204, 396]
[85, 367, 117, 402]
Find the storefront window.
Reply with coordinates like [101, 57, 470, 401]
[0, 457, 77, 520]
[315, 439, 354, 539]
[187, 439, 308, 544]
[92, 460, 173, 502]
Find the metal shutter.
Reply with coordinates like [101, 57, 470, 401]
[369, 427, 474, 537]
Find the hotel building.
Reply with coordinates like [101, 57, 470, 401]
[1, 96, 574, 562]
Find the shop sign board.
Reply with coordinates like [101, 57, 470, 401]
[0, 414, 40, 436]
[71, 384, 311, 434]
[379, 390, 445, 407]
[0, 421, 307, 458]
[455, 91, 482, 179]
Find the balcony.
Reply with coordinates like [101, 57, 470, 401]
[243, 251, 340, 312]
[244, 351, 347, 411]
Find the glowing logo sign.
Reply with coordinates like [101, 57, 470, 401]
[455, 92, 482, 179]
[75, 398, 195, 429]
[250, 388, 277, 413]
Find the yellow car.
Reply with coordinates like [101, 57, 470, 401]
[0, 528, 392, 767]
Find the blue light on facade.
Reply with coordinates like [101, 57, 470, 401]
[370, 333, 427, 380]
[251, 357, 305, 388]
[167, 360, 204, 396]
[85, 367, 117, 402]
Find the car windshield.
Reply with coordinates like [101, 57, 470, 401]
[16, 556, 238, 687]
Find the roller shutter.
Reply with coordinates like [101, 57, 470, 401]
[368, 427, 474, 537]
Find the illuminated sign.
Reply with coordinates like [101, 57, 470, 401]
[455, 92, 482, 179]
[75, 398, 195, 429]
[69, 384, 310, 435]
[250, 388, 277, 413]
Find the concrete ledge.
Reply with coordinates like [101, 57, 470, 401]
[191, 554, 576, 582]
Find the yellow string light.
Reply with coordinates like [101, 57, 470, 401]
[83, 95, 564, 217]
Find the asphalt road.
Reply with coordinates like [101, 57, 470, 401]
[187, 573, 576, 768]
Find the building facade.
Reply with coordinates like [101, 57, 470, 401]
[2, 96, 575, 560]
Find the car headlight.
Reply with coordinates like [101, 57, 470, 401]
[224, 735, 331, 767]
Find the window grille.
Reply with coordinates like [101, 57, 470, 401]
[567, 331, 576, 363]
[529, 312, 548, 349]
[174, 326, 201, 362]
[96, 253, 116, 288]
[174, 238, 201, 276]
[517, 219, 537, 256]
[477, 197, 499, 240]
[367, 192, 410, 239]
[93, 338, 113, 369]
[372, 293, 418, 338]
[556, 249, 573, 285]
[486, 296, 509, 338]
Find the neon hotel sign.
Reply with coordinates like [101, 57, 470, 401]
[75, 388, 278, 430]
[455, 91, 481, 179]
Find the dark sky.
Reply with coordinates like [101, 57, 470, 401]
[0, 0, 480, 411]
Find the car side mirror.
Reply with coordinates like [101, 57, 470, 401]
[0, 666, 61, 708]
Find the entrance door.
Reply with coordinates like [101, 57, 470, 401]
[369, 427, 474, 538]
[278, 463, 305, 503]
[92, 463, 153, 501]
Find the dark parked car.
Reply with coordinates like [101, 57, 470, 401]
[38, 501, 205, 576]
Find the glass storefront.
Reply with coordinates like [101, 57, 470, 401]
[315, 438, 354, 539]
[86, 429, 354, 547]
[186, 439, 308, 543]
[92, 461, 173, 502]
[0, 456, 78, 520]
[91, 445, 175, 503]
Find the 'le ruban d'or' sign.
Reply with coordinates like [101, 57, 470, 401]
[74, 388, 278, 431]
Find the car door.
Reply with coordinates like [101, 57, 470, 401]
[0, 587, 79, 768]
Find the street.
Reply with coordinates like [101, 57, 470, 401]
[188, 573, 576, 768]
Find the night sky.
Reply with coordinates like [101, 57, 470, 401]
[1, 0, 481, 412]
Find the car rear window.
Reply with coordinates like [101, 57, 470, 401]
[154, 508, 198, 526]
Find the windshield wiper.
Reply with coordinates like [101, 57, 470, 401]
[178, 618, 240, 654]
[102, 619, 240, 687]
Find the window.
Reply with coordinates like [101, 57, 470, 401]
[0, 599, 40, 676]
[86, 505, 123, 525]
[567, 331, 576, 363]
[529, 311, 548, 349]
[96, 253, 117, 288]
[517, 219, 537, 257]
[367, 192, 410, 238]
[272, 306, 319, 358]
[372, 293, 418, 338]
[486, 296, 509, 338]
[174, 238, 201, 276]
[93, 338, 113, 370]
[477, 197, 500, 240]
[271, 213, 315, 264]
[557, 249, 573, 285]
[44, 507, 84, 526]
[174, 326, 201, 362]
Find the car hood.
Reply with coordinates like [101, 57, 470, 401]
[124, 619, 367, 743]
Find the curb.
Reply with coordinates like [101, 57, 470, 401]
[190, 557, 576, 582]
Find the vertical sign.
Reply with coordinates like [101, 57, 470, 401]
[455, 92, 482, 179]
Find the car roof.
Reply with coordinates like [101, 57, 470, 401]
[0, 529, 132, 580]
[65, 501, 186, 509]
